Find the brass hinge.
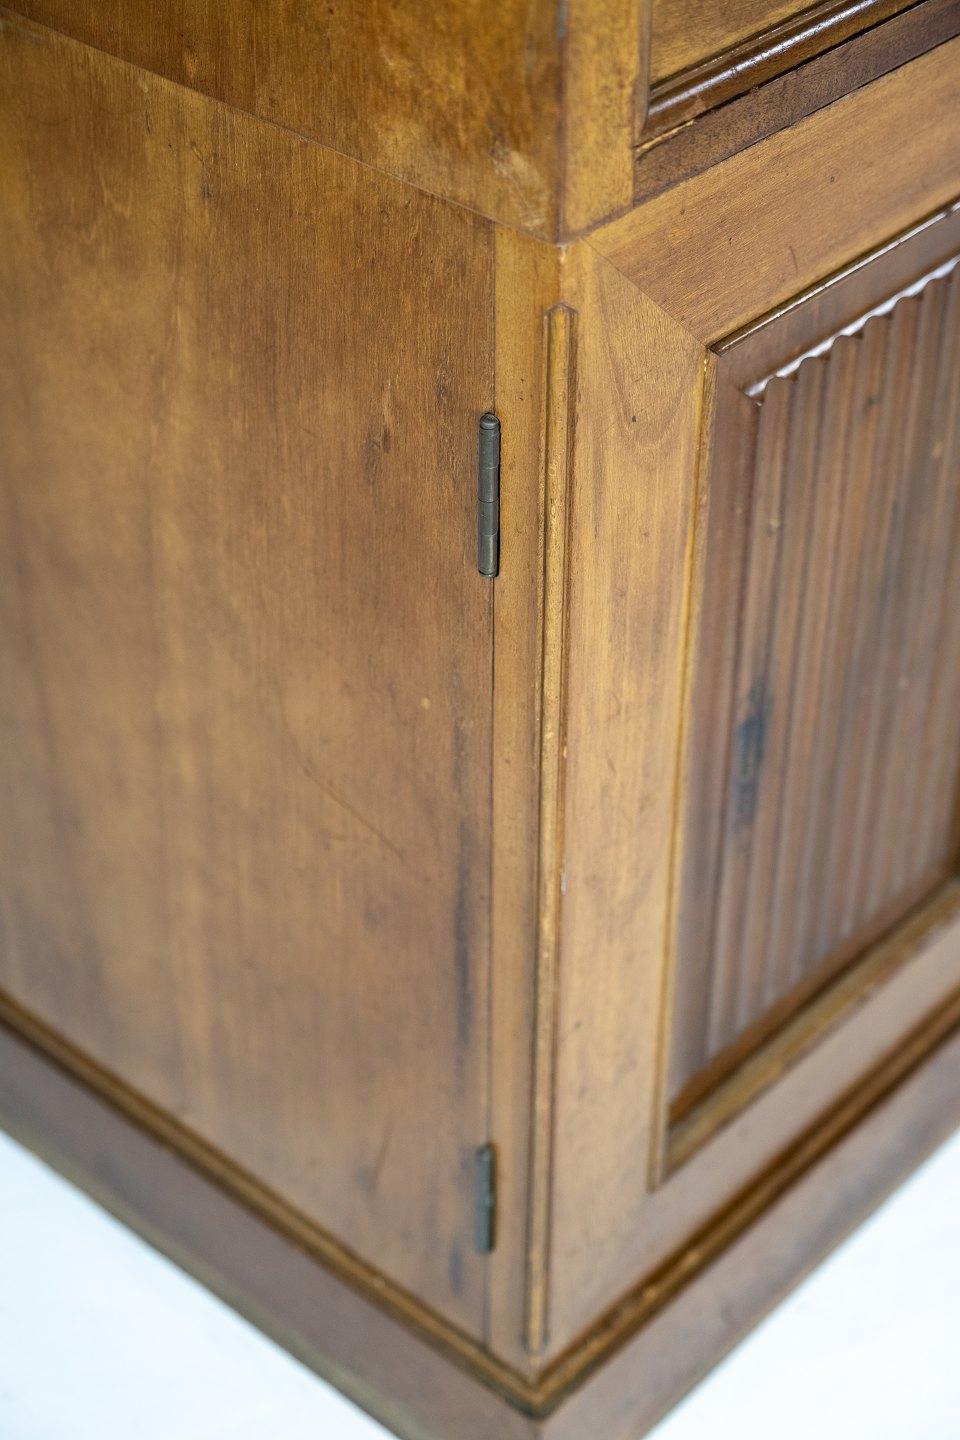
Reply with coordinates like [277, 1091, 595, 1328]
[474, 1143, 497, 1254]
[478, 412, 500, 578]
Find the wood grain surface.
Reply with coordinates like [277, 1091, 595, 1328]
[671, 260, 960, 1112]
[597, 38, 960, 341]
[3, 0, 562, 235]
[636, 0, 960, 205]
[538, 70, 960, 1356]
[487, 228, 563, 1372]
[647, 0, 916, 122]
[0, 14, 496, 1334]
[4, 954, 960, 1437]
[9, 0, 949, 237]
[3, 6, 960, 1437]
[543, 241, 706, 1354]
[1, 0, 643, 239]
[651, 0, 804, 81]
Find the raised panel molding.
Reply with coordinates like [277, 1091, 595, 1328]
[669, 255, 960, 1143]
[647, 0, 914, 118]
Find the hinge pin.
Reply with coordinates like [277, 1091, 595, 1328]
[478, 412, 500, 578]
[474, 1143, 497, 1254]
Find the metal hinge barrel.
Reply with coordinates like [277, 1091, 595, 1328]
[474, 1143, 497, 1253]
[478, 412, 500, 578]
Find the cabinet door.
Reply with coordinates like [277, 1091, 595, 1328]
[667, 225, 960, 1164]
[544, 44, 960, 1360]
[0, 18, 495, 1334]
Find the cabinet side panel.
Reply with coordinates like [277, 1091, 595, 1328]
[0, 17, 495, 1333]
[541, 190, 960, 1369]
[2, 0, 563, 237]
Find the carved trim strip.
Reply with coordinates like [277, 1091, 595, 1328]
[524, 304, 576, 1356]
[644, 0, 916, 142]
[749, 254, 960, 394]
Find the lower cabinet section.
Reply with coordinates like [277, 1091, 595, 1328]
[1, 11, 959, 1439]
[3, 1009, 959, 1438]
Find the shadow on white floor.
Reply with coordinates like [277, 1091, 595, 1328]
[1, 1124, 958, 1439]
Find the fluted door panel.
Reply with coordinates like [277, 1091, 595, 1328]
[671, 254, 960, 1125]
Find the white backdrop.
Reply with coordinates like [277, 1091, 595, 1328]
[1, 1124, 958, 1439]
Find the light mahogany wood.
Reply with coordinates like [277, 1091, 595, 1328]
[5, 0, 956, 235]
[649, 0, 924, 89]
[0, 0, 643, 238]
[672, 260, 960, 1115]
[537, 66, 960, 1353]
[596, 40, 960, 342]
[636, 0, 960, 203]
[4, 966, 960, 1439]
[0, 13, 495, 1334]
[651, 0, 803, 80]
[2, 6, 960, 1438]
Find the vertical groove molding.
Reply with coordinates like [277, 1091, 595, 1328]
[524, 304, 577, 1356]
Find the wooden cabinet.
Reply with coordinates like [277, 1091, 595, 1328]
[1, 5, 959, 1438]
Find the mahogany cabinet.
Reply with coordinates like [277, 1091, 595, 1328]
[1, 3, 960, 1436]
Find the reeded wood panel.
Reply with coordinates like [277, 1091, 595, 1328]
[0, 17, 494, 1332]
[671, 257, 960, 1114]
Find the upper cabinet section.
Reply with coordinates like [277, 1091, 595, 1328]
[5, 0, 958, 235]
[0, 0, 641, 239]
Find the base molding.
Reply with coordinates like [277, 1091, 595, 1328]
[0, 1006, 533, 1440]
[2, 1000, 959, 1439]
